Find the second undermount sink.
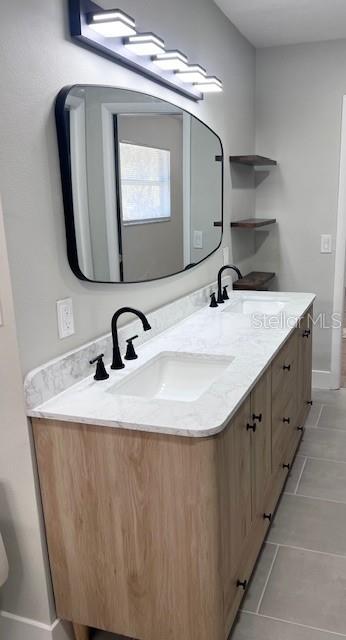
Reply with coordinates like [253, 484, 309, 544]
[108, 352, 234, 402]
[223, 297, 287, 316]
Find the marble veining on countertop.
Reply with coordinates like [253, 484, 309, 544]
[26, 289, 315, 438]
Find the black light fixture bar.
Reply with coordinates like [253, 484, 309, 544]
[68, 0, 203, 101]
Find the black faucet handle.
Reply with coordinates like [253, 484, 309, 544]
[125, 335, 139, 361]
[210, 292, 218, 308]
[89, 354, 109, 381]
[222, 285, 229, 301]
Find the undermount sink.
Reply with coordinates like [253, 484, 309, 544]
[223, 297, 287, 316]
[109, 352, 234, 402]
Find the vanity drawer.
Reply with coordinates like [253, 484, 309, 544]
[271, 331, 299, 472]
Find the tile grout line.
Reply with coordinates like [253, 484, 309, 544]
[314, 403, 324, 426]
[273, 541, 346, 561]
[294, 492, 346, 506]
[305, 425, 346, 434]
[304, 454, 346, 465]
[242, 610, 346, 638]
[294, 456, 307, 494]
[255, 544, 279, 614]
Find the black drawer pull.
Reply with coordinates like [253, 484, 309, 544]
[306, 400, 313, 406]
[283, 364, 291, 371]
[252, 413, 262, 423]
[236, 579, 247, 591]
[263, 513, 272, 521]
[303, 329, 311, 338]
[297, 426, 304, 432]
[246, 423, 257, 432]
[283, 463, 290, 470]
[283, 417, 290, 424]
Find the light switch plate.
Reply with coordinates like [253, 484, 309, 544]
[320, 234, 332, 254]
[193, 230, 203, 249]
[57, 298, 75, 339]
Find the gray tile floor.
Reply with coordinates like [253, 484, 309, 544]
[92, 388, 346, 639]
[232, 388, 346, 639]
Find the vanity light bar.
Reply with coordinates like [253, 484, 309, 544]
[152, 50, 189, 72]
[125, 33, 165, 56]
[70, 1, 223, 100]
[88, 9, 136, 37]
[175, 65, 207, 84]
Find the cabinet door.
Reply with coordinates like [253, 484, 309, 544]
[271, 331, 298, 472]
[250, 367, 272, 520]
[297, 308, 313, 421]
[218, 398, 252, 620]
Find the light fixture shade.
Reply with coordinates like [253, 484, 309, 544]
[152, 50, 189, 72]
[125, 33, 165, 56]
[88, 9, 136, 37]
[196, 83, 223, 93]
[175, 65, 207, 84]
[194, 76, 223, 93]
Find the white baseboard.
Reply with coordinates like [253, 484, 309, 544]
[0, 611, 73, 640]
[312, 369, 340, 390]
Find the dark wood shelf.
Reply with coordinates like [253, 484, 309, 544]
[230, 155, 277, 167]
[231, 218, 276, 229]
[233, 271, 276, 291]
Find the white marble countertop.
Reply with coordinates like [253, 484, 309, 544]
[28, 291, 315, 438]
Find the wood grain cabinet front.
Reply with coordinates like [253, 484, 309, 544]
[32, 307, 313, 640]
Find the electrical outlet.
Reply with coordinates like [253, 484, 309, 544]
[193, 230, 203, 249]
[57, 298, 75, 339]
[320, 234, 332, 254]
[223, 246, 229, 265]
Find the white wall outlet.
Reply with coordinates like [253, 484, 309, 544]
[193, 230, 203, 249]
[223, 246, 229, 265]
[320, 234, 332, 254]
[57, 298, 75, 339]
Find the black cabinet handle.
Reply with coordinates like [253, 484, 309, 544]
[306, 400, 313, 406]
[246, 423, 257, 432]
[303, 329, 311, 338]
[283, 463, 290, 470]
[283, 364, 291, 371]
[237, 579, 247, 591]
[297, 426, 304, 432]
[283, 417, 290, 424]
[263, 513, 272, 521]
[252, 413, 262, 423]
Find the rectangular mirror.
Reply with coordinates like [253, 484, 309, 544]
[56, 85, 223, 283]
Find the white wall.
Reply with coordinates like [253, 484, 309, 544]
[0, 0, 255, 376]
[255, 39, 346, 372]
[0, 197, 55, 624]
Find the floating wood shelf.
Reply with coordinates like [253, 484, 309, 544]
[231, 218, 276, 229]
[230, 155, 277, 167]
[233, 271, 276, 291]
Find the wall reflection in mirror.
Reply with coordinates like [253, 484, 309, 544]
[56, 86, 223, 283]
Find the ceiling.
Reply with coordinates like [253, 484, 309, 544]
[214, 0, 346, 48]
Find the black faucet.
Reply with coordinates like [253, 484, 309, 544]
[217, 265, 243, 304]
[111, 307, 151, 370]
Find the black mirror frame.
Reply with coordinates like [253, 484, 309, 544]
[55, 84, 224, 284]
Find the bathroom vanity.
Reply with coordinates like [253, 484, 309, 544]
[28, 291, 314, 640]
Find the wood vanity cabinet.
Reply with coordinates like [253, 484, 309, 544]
[32, 308, 313, 640]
